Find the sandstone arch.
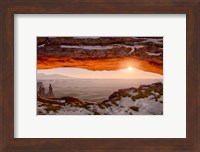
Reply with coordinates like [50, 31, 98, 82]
[37, 37, 163, 75]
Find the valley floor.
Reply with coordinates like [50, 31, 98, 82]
[37, 82, 163, 115]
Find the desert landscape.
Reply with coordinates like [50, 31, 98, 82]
[37, 37, 163, 115]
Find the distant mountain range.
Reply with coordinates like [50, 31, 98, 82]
[37, 73, 73, 79]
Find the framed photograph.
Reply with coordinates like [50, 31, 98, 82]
[0, 0, 199, 152]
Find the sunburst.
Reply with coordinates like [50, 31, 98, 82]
[127, 66, 133, 72]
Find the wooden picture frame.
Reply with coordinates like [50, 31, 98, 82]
[0, 0, 199, 151]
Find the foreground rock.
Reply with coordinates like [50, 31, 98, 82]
[37, 37, 163, 74]
[37, 82, 163, 115]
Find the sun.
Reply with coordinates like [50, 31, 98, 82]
[127, 66, 133, 71]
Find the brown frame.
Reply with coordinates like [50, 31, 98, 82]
[0, 0, 200, 152]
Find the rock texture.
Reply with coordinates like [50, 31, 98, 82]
[46, 84, 55, 98]
[37, 82, 55, 98]
[37, 82, 163, 115]
[37, 37, 163, 74]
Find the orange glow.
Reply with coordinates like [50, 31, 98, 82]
[37, 56, 163, 75]
[127, 66, 134, 72]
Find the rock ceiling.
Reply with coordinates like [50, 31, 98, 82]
[37, 37, 163, 75]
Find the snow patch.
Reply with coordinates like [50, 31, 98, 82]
[55, 99, 65, 103]
[128, 45, 144, 54]
[60, 44, 144, 52]
[144, 38, 163, 45]
[146, 52, 162, 56]
[38, 44, 45, 48]
[151, 91, 160, 96]
[60, 45, 114, 50]
[128, 90, 138, 96]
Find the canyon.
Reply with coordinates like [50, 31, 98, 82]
[37, 82, 163, 115]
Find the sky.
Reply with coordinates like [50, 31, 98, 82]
[37, 66, 162, 79]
